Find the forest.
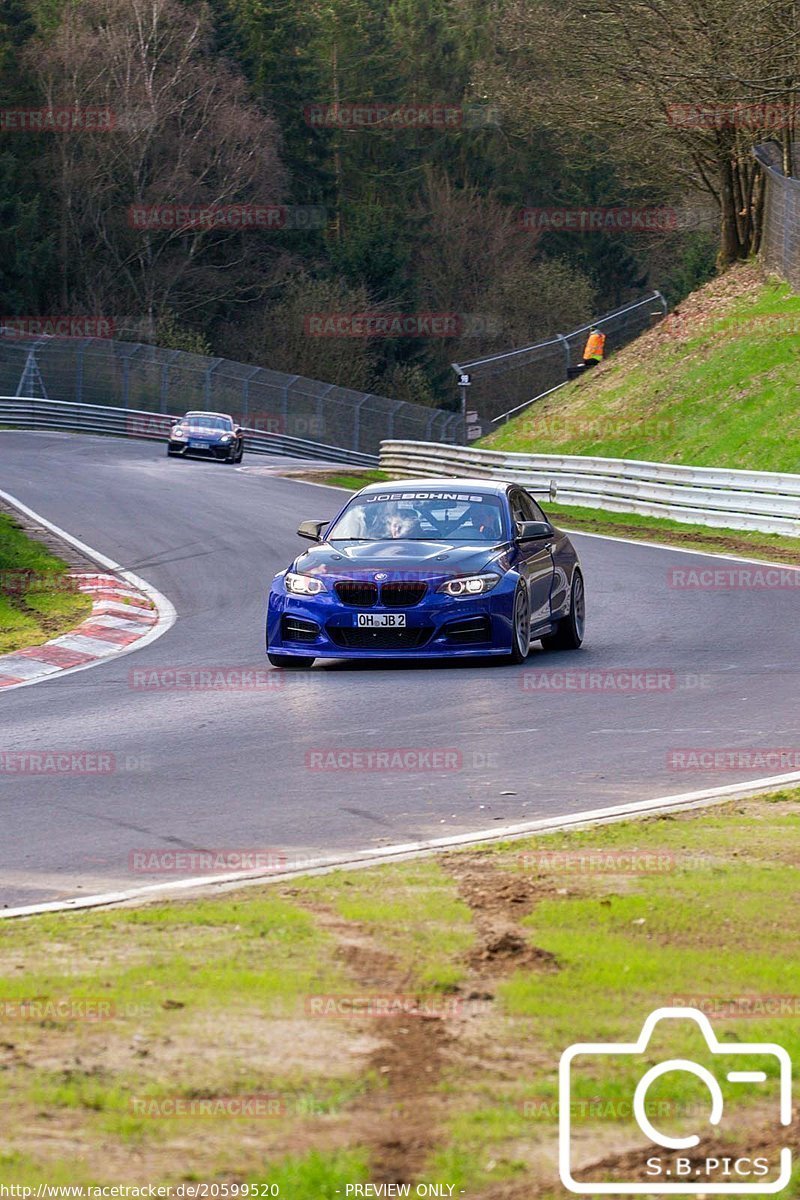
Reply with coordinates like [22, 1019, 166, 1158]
[1, 0, 796, 407]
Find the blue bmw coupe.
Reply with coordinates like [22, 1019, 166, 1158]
[266, 478, 585, 668]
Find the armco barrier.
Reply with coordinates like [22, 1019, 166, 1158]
[379, 441, 800, 536]
[0, 397, 378, 466]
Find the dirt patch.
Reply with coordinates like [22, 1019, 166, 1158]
[578, 1116, 799, 1187]
[443, 852, 560, 976]
[277, 468, 349, 484]
[303, 905, 453, 1185]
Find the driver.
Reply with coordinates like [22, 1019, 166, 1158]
[470, 501, 502, 539]
[374, 501, 414, 539]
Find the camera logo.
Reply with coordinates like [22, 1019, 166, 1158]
[559, 1006, 792, 1194]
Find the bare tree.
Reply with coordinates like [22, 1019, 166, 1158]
[28, 0, 287, 332]
[477, 0, 800, 265]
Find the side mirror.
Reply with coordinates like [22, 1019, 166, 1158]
[297, 519, 328, 542]
[515, 520, 554, 542]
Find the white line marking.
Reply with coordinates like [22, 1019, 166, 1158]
[0, 489, 176, 693]
[561, 526, 800, 569]
[3, 769, 800, 919]
[727, 1072, 767, 1083]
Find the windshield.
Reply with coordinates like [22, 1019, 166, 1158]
[183, 414, 232, 431]
[327, 491, 506, 542]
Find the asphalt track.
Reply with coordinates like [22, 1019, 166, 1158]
[1, 430, 799, 909]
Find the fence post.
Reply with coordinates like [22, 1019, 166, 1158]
[241, 366, 260, 426]
[424, 408, 437, 440]
[555, 333, 570, 375]
[159, 358, 169, 414]
[122, 344, 142, 409]
[282, 375, 299, 432]
[352, 394, 371, 453]
[204, 358, 222, 407]
[76, 340, 86, 405]
[386, 400, 405, 441]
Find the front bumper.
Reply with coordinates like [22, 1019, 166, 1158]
[266, 574, 519, 659]
[168, 439, 234, 460]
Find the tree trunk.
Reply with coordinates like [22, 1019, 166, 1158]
[718, 156, 744, 266]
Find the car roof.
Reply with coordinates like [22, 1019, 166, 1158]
[357, 477, 510, 497]
[184, 411, 233, 420]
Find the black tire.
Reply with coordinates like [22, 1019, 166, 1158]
[268, 653, 315, 669]
[226, 445, 238, 463]
[236, 441, 244, 462]
[507, 581, 531, 664]
[541, 569, 585, 651]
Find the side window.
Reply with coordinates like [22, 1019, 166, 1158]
[510, 490, 537, 522]
[523, 492, 546, 521]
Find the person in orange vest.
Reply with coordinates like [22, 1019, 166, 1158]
[582, 326, 605, 368]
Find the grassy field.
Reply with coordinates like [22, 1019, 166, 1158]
[483, 262, 800, 471]
[0, 513, 91, 653]
[1, 791, 798, 1197]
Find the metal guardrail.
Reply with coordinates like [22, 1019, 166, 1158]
[0, 397, 379, 466]
[453, 291, 667, 429]
[379, 440, 800, 536]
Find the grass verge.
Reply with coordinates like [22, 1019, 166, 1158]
[0, 513, 91, 653]
[1, 791, 798, 1196]
[482, 262, 800, 472]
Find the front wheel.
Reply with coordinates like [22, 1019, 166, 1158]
[268, 653, 315, 669]
[508, 581, 531, 664]
[541, 570, 585, 651]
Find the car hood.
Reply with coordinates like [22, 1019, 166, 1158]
[182, 426, 230, 439]
[294, 539, 510, 578]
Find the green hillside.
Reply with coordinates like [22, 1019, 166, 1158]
[484, 264, 800, 473]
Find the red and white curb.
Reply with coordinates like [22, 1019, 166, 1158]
[0, 573, 160, 688]
[0, 489, 176, 692]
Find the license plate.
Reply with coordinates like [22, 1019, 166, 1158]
[356, 613, 407, 628]
[190, 441, 209, 449]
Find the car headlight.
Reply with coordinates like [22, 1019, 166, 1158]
[438, 573, 501, 597]
[219, 434, 232, 443]
[285, 571, 326, 596]
[171, 427, 187, 440]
